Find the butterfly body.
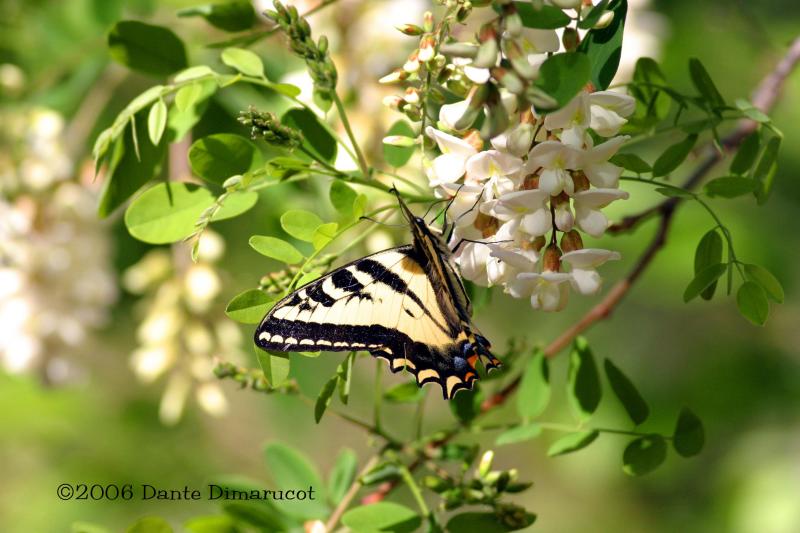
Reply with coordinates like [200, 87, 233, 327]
[255, 196, 500, 399]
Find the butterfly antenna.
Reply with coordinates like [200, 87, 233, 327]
[359, 215, 407, 228]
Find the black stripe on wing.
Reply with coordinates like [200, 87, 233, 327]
[254, 319, 493, 399]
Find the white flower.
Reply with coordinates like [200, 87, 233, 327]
[588, 91, 636, 137]
[425, 127, 477, 186]
[481, 189, 552, 237]
[579, 135, 628, 188]
[439, 99, 471, 131]
[508, 270, 572, 312]
[453, 57, 492, 84]
[466, 149, 523, 198]
[439, 182, 484, 227]
[543, 93, 592, 147]
[572, 188, 630, 237]
[527, 141, 581, 195]
[562, 248, 621, 295]
[519, 28, 560, 56]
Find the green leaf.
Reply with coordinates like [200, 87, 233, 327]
[263, 443, 328, 519]
[215, 190, 258, 220]
[126, 517, 173, 533]
[604, 359, 649, 425]
[189, 133, 262, 186]
[622, 435, 667, 476]
[688, 58, 725, 109]
[108, 21, 187, 77]
[450, 388, 482, 423]
[673, 407, 705, 457]
[753, 135, 781, 204]
[514, 2, 571, 29]
[446, 511, 536, 532]
[220, 502, 285, 530]
[610, 153, 651, 174]
[167, 80, 217, 142]
[704, 176, 758, 198]
[249, 236, 304, 264]
[99, 113, 167, 217]
[174, 83, 201, 112]
[183, 515, 237, 533]
[567, 337, 602, 422]
[629, 57, 671, 128]
[226, 289, 274, 324]
[683, 263, 727, 303]
[576, 0, 627, 90]
[328, 448, 358, 505]
[654, 187, 693, 199]
[281, 209, 324, 242]
[177, 1, 256, 32]
[124, 182, 212, 244]
[743, 264, 784, 303]
[736, 99, 772, 123]
[256, 349, 290, 387]
[694, 229, 723, 301]
[736, 281, 769, 325]
[496, 423, 542, 446]
[174, 66, 216, 82]
[329, 180, 358, 216]
[282, 108, 338, 164]
[533, 52, 591, 113]
[384, 381, 425, 403]
[730, 130, 760, 175]
[147, 99, 168, 145]
[221, 47, 264, 78]
[336, 352, 354, 404]
[652, 134, 698, 177]
[313, 222, 339, 250]
[516, 349, 550, 419]
[72, 522, 111, 533]
[547, 430, 599, 457]
[342, 502, 421, 533]
[383, 120, 416, 168]
[315, 375, 338, 423]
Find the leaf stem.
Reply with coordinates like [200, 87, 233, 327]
[333, 91, 370, 178]
[399, 465, 431, 517]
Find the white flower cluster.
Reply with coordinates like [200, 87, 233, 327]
[426, 88, 635, 311]
[123, 232, 245, 425]
[0, 108, 117, 379]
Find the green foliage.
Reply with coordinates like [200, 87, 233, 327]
[126, 517, 173, 533]
[533, 53, 591, 113]
[178, 1, 256, 32]
[736, 281, 769, 325]
[108, 21, 187, 77]
[516, 349, 550, 419]
[184, 515, 238, 533]
[249, 236, 304, 264]
[683, 263, 727, 303]
[577, 0, 627, 90]
[188, 134, 262, 186]
[704, 176, 758, 198]
[547, 430, 599, 457]
[514, 3, 571, 29]
[124, 182, 257, 243]
[622, 435, 667, 476]
[383, 120, 416, 168]
[445, 511, 536, 532]
[226, 289, 274, 324]
[280, 209, 325, 242]
[256, 350, 290, 388]
[694, 229, 723, 301]
[263, 443, 328, 518]
[496, 423, 542, 446]
[282, 108, 338, 163]
[221, 47, 265, 78]
[328, 449, 358, 505]
[384, 381, 425, 403]
[342, 502, 421, 533]
[743, 264, 784, 303]
[610, 152, 652, 174]
[567, 337, 602, 421]
[652, 134, 698, 177]
[329, 180, 358, 215]
[604, 359, 649, 426]
[673, 408, 705, 457]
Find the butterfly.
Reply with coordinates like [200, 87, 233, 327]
[254, 192, 501, 399]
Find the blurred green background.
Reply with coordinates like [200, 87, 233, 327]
[1, 0, 799, 532]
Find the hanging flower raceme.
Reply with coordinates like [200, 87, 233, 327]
[124, 231, 246, 425]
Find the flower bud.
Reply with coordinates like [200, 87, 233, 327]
[506, 123, 535, 156]
[562, 27, 580, 51]
[404, 104, 422, 121]
[571, 171, 590, 192]
[528, 235, 547, 252]
[382, 94, 405, 110]
[423, 11, 434, 32]
[478, 450, 494, 477]
[554, 203, 574, 232]
[404, 87, 421, 105]
[473, 212, 499, 238]
[418, 36, 436, 62]
[456, 4, 473, 22]
[594, 10, 615, 29]
[491, 67, 524, 95]
[378, 69, 408, 84]
[503, 40, 538, 80]
[440, 43, 479, 59]
[222, 175, 242, 190]
[317, 35, 328, 54]
[396, 23, 424, 36]
[463, 130, 485, 153]
[505, 12, 523, 37]
[480, 102, 510, 140]
[473, 26, 499, 68]
[522, 174, 540, 190]
[543, 244, 562, 272]
[560, 230, 583, 252]
[403, 51, 420, 73]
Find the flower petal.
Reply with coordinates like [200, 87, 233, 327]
[561, 248, 621, 269]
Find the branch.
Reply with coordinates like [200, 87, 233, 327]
[484, 35, 800, 410]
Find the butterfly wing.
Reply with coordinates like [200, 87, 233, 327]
[254, 245, 489, 398]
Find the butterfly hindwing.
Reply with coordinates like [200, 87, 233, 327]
[254, 212, 501, 399]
